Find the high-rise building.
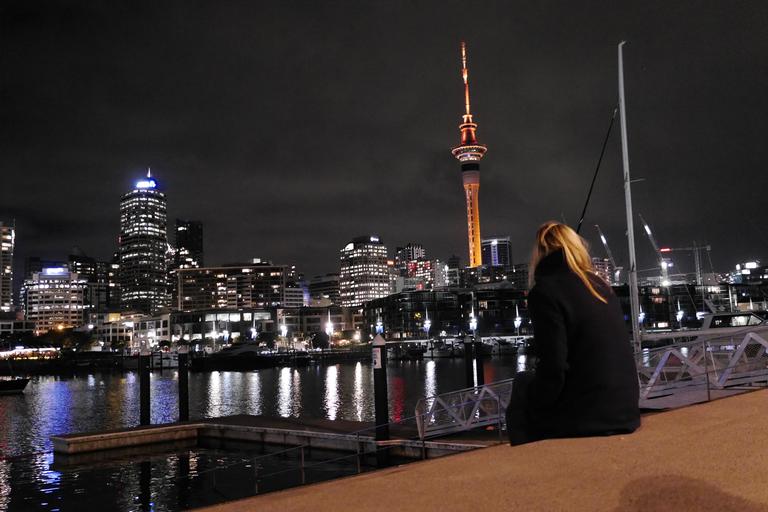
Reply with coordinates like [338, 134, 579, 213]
[308, 273, 341, 305]
[592, 257, 616, 286]
[339, 236, 389, 307]
[394, 244, 426, 268]
[451, 42, 487, 268]
[174, 219, 204, 268]
[482, 237, 513, 270]
[23, 267, 87, 334]
[177, 260, 301, 311]
[118, 170, 169, 313]
[0, 221, 14, 313]
[168, 219, 204, 309]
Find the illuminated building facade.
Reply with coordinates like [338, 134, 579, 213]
[339, 236, 389, 307]
[174, 219, 204, 269]
[177, 261, 301, 311]
[451, 42, 487, 268]
[592, 257, 616, 285]
[168, 219, 204, 308]
[118, 170, 169, 313]
[0, 221, 14, 313]
[23, 267, 87, 334]
[481, 237, 512, 270]
[308, 273, 341, 305]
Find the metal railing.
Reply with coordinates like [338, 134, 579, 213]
[637, 326, 768, 401]
[415, 378, 514, 440]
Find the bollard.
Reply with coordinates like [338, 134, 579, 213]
[463, 335, 475, 388]
[178, 346, 189, 422]
[372, 335, 389, 441]
[475, 339, 485, 387]
[139, 349, 151, 426]
[372, 334, 390, 468]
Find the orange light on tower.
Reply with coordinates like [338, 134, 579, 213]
[451, 41, 487, 268]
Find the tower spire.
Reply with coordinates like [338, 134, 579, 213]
[461, 41, 471, 118]
[451, 41, 487, 268]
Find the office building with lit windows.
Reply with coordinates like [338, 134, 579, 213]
[177, 260, 302, 311]
[0, 221, 14, 313]
[481, 237, 512, 270]
[118, 171, 169, 313]
[339, 236, 389, 307]
[23, 267, 88, 334]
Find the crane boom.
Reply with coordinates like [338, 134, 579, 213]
[638, 213, 672, 285]
[594, 224, 617, 268]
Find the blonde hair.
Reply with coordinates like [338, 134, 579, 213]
[529, 221, 607, 303]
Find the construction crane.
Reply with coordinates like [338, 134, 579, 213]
[659, 243, 712, 286]
[594, 225, 622, 284]
[638, 213, 673, 286]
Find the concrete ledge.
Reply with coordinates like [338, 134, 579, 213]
[52, 420, 479, 459]
[51, 423, 203, 454]
[193, 389, 768, 512]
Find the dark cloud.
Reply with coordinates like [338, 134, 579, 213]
[1, 0, 767, 280]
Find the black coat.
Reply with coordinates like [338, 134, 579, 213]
[525, 250, 640, 438]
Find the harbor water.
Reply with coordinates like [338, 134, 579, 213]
[0, 356, 518, 511]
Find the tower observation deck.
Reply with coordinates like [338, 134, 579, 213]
[451, 41, 487, 268]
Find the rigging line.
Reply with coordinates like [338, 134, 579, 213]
[575, 106, 618, 234]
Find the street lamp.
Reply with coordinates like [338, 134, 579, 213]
[423, 309, 431, 335]
[325, 310, 333, 340]
[676, 300, 684, 328]
[375, 317, 384, 335]
[513, 305, 522, 336]
[469, 306, 478, 338]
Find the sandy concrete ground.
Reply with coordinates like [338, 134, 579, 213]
[196, 390, 768, 512]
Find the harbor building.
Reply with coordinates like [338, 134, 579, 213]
[118, 170, 169, 313]
[339, 236, 390, 307]
[451, 42, 487, 268]
[22, 267, 88, 334]
[0, 221, 14, 313]
[176, 260, 302, 311]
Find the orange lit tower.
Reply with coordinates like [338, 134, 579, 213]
[451, 41, 487, 268]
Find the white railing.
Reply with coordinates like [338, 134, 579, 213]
[415, 378, 514, 440]
[637, 326, 768, 399]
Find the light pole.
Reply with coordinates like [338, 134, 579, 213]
[513, 305, 522, 336]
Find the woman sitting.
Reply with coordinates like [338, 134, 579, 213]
[507, 221, 640, 445]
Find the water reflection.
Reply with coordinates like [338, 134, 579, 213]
[324, 366, 339, 420]
[246, 372, 262, 416]
[1, 357, 517, 459]
[352, 362, 364, 421]
[278, 368, 292, 418]
[424, 360, 436, 398]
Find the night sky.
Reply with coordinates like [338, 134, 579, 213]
[2, 1, 767, 280]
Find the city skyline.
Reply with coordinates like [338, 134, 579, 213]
[2, 2, 768, 279]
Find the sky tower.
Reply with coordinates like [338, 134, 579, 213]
[451, 41, 487, 268]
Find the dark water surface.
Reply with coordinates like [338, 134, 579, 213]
[0, 357, 518, 511]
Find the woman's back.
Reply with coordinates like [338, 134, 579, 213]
[526, 249, 640, 438]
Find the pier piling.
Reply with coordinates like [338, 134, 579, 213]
[372, 335, 390, 442]
[139, 350, 151, 426]
[178, 346, 189, 422]
[475, 340, 485, 387]
[463, 335, 475, 388]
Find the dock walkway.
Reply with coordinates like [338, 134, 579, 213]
[195, 390, 768, 512]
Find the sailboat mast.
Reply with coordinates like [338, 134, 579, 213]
[618, 41, 641, 352]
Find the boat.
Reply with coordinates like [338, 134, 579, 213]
[0, 378, 30, 395]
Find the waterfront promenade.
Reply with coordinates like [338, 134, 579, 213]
[197, 389, 768, 511]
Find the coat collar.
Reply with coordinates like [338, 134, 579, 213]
[534, 249, 568, 277]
